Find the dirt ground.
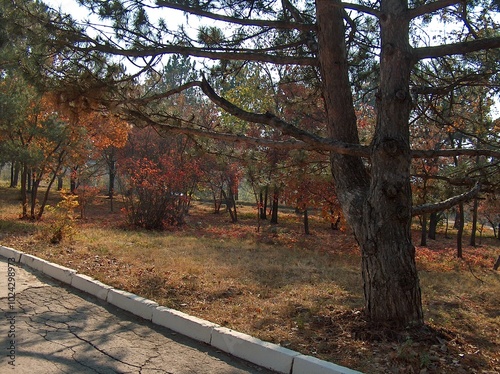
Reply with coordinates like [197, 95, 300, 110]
[1, 190, 499, 373]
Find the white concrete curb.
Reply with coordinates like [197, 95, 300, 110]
[0, 246, 363, 374]
[71, 273, 112, 300]
[0, 245, 22, 262]
[292, 354, 363, 374]
[19, 253, 50, 272]
[42, 261, 76, 284]
[211, 326, 299, 373]
[153, 306, 218, 344]
[107, 288, 159, 321]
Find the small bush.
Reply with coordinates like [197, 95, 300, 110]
[121, 156, 200, 230]
[46, 191, 79, 244]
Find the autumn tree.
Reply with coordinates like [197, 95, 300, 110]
[21, 0, 500, 327]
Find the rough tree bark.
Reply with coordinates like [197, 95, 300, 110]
[317, 0, 423, 326]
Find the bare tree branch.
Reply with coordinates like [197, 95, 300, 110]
[412, 182, 481, 216]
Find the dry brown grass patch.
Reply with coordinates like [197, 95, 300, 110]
[1, 186, 499, 373]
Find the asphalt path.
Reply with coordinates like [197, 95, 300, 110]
[0, 257, 272, 373]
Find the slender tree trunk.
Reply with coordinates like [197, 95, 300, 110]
[428, 211, 439, 240]
[37, 171, 59, 220]
[259, 189, 267, 220]
[270, 187, 279, 224]
[457, 203, 464, 258]
[221, 189, 237, 223]
[470, 197, 478, 247]
[420, 214, 427, 246]
[263, 186, 269, 219]
[27, 169, 32, 192]
[57, 175, 63, 191]
[454, 210, 460, 229]
[20, 164, 28, 219]
[70, 166, 78, 194]
[316, 0, 423, 326]
[30, 174, 39, 220]
[10, 161, 19, 188]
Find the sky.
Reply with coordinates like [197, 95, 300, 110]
[42, 0, 499, 117]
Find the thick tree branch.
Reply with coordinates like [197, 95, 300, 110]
[406, 0, 460, 20]
[412, 182, 481, 216]
[122, 108, 329, 151]
[199, 77, 369, 157]
[73, 41, 317, 66]
[127, 81, 202, 104]
[155, 1, 315, 32]
[411, 148, 500, 159]
[413, 174, 497, 193]
[338, 2, 380, 18]
[413, 37, 500, 61]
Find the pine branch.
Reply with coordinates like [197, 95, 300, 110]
[412, 182, 481, 216]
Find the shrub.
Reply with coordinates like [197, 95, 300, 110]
[121, 155, 200, 230]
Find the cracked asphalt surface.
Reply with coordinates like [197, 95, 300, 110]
[0, 257, 273, 373]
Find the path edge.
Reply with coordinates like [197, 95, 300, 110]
[0, 245, 363, 374]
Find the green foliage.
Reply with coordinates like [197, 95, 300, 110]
[198, 26, 224, 47]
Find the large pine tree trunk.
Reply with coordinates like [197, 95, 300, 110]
[316, 0, 423, 327]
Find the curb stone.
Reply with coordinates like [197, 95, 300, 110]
[211, 326, 299, 373]
[19, 253, 50, 272]
[42, 261, 76, 284]
[0, 246, 363, 374]
[153, 306, 218, 344]
[71, 273, 112, 300]
[292, 354, 363, 374]
[107, 288, 159, 320]
[0, 245, 22, 262]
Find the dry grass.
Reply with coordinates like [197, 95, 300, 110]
[1, 185, 499, 373]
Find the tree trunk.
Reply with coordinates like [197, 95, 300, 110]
[221, 188, 237, 223]
[457, 203, 464, 258]
[10, 161, 19, 188]
[270, 187, 279, 224]
[454, 209, 460, 229]
[420, 214, 427, 246]
[108, 158, 116, 212]
[20, 163, 28, 219]
[494, 256, 500, 271]
[316, 0, 423, 327]
[30, 174, 39, 220]
[27, 169, 32, 192]
[259, 188, 268, 220]
[428, 211, 439, 240]
[70, 166, 78, 194]
[37, 171, 59, 220]
[57, 175, 63, 191]
[470, 197, 478, 247]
